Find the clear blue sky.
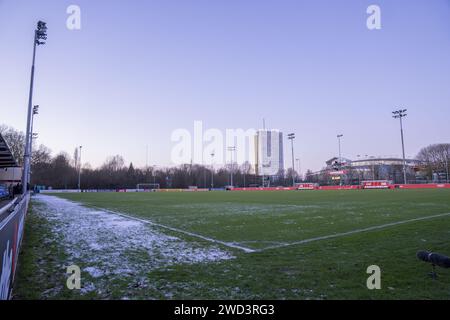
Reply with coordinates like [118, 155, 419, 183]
[1, 0, 449, 172]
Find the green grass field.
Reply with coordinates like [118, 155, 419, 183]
[15, 189, 450, 299]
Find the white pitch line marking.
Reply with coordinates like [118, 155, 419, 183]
[256, 212, 450, 252]
[88, 205, 256, 253]
[73, 198, 450, 255]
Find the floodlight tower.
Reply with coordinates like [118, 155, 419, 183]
[287, 133, 296, 186]
[392, 109, 408, 184]
[23, 21, 47, 194]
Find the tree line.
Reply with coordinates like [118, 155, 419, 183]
[1, 124, 448, 189]
[0, 125, 295, 189]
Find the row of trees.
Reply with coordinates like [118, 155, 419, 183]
[0, 125, 297, 189]
[1, 124, 448, 189]
[416, 143, 450, 180]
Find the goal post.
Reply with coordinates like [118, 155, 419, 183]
[136, 183, 160, 191]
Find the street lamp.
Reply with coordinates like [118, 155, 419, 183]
[356, 155, 362, 184]
[337, 134, 343, 186]
[369, 155, 376, 180]
[444, 154, 449, 184]
[210, 152, 215, 188]
[392, 109, 408, 184]
[22, 21, 47, 194]
[288, 133, 296, 186]
[78, 146, 82, 190]
[337, 134, 343, 166]
[27, 105, 40, 185]
[227, 146, 236, 187]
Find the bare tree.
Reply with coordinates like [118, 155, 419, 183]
[32, 144, 52, 166]
[417, 143, 450, 179]
[102, 155, 125, 172]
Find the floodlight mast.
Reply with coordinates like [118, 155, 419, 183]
[23, 21, 47, 194]
[392, 109, 408, 184]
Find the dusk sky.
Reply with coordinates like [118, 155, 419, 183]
[1, 0, 449, 172]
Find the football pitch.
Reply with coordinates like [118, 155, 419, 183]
[16, 189, 450, 299]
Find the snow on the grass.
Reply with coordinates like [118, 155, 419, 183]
[169, 203, 323, 216]
[33, 195, 233, 296]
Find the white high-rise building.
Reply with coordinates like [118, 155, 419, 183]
[254, 130, 284, 176]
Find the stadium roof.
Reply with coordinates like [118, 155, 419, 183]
[351, 157, 421, 165]
[0, 133, 18, 168]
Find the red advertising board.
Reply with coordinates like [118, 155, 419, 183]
[296, 183, 318, 190]
[396, 184, 450, 189]
[0, 195, 29, 300]
[362, 180, 392, 189]
[232, 187, 297, 191]
[317, 185, 361, 190]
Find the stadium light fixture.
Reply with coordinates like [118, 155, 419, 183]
[287, 133, 296, 186]
[22, 21, 47, 194]
[392, 108, 408, 184]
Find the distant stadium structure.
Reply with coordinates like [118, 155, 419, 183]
[0, 133, 21, 189]
[0, 133, 18, 168]
[306, 156, 423, 185]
